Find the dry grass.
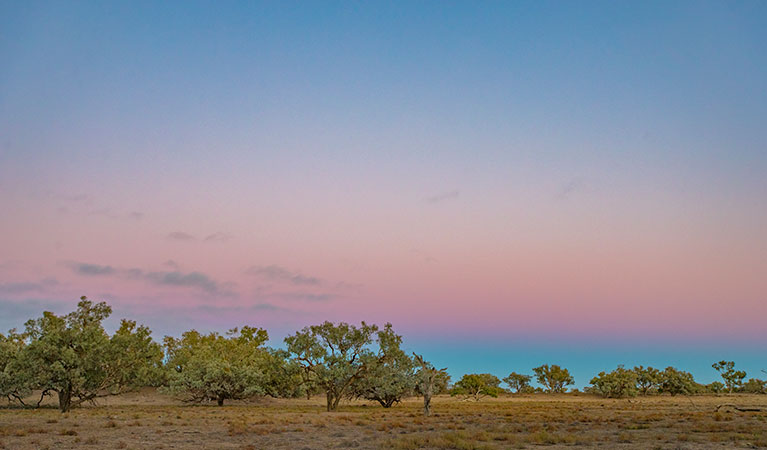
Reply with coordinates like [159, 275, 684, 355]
[0, 389, 766, 449]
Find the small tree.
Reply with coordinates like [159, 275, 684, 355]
[533, 364, 574, 393]
[712, 361, 746, 393]
[350, 325, 416, 408]
[450, 373, 503, 401]
[503, 372, 533, 394]
[285, 321, 380, 411]
[590, 366, 638, 398]
[634, 366, 662, 395]
[741, 378, 767, 394]
[658, 367, 697, 396]
[164, 326, 270, 406]
[413, 354, 448, 416]
[19, 297, 163, 412]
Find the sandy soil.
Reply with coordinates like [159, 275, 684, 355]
[1, 390, 766, 449]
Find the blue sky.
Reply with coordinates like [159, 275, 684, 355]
[1, 0, 766, 386]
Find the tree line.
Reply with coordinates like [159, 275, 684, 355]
[1, 298, 764, 414]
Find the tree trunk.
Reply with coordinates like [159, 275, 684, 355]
[58, 388, 72, 413]
[423, 393, 431, 417]
[326, 391, 334, 412]
[217, 395, 225, 406]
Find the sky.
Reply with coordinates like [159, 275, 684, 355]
[1, 0, 766, 387]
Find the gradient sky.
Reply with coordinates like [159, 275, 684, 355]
[1, 0, 766, 387]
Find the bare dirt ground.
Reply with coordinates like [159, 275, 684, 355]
[1, 390, 766, 449]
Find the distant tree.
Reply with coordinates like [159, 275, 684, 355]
[503, 372, 533, 394]
[633, 366, 662, 395]
[285, 321, 381, 411]
[164, 326, 270, 406]
[712, 361, 746, 393]
[350, 324, 416, 408]
[413, 353, 448, 416]
[590, 366, 638, 398]
[533, 364, 574, 393]
[658, 367, 697, 396]
[707, 381, 725, 394]
[741, 378, 767, 394]
[450, 373, 503, 401]
[17, 297, 164, 412]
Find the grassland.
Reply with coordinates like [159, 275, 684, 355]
[1, 390, 766, 449]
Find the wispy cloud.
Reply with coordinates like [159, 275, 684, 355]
[272, 292, 335, 302]
[66, 261, 233, 296]
[0, 278, 58, 295]
[166, 231, 196, 241]
[425, 190, 460, 204]
[70, 262, 115, 276]
[166, 231, 232, 243]
[247, 265, 321, 286]
[555, 178, 587, 200]
[144, 271, 220, 293]
[204, 232, 231, 242]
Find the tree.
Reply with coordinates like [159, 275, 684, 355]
[0, 329, 34, 405]
[413, 354, 448, 416]
[707, 381, 725, 393]
[634, 366, 662, 395]
[712, 361, 746, 393]
[503, 372, 533, 394]
[658, 367, 697, 396]
[285, 321, 380, 411]
[590, 366, 638, 398]
[741, 378, 767, 394]
[18, 297, 163, 412]
[164, 326, 270, 406]
[450, 373, 503, 401]
[533, 364, 574, 393]
[350, 325, 416, 408]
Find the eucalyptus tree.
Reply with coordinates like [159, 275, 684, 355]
[18, 297, 164, 412]
[712, 361, 746, 393]
[413, 353, 448, 416]
[658, 367, 697, 396]
[533, 364, 574, 393]
[503, 372, 533, 394]
[590, 366, 638, 398]
[451, 373, 503, 401]
[164, 326, 271, 405]
[634, 365, 662, 395]
[0, 329, 32, 405]
[285, 321, 381, 411]
[350, 324, 416, 408]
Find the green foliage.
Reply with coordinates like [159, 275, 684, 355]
[658, 366, 697, 396]
[285, 321, 380, 411]
[450, 373, 503, 401]
[712, 361, 746, 393]
[533, 364, 574, 393]
[741, 378, 767, 394]
[503, 372, 533, 394]
[413, 354, 448, 416]
[707, 381, 725, 393]
[17, 297, 163, 411]
[633, 365, 662, 395]
[164, 326, 270, 406]
[260, 349, 308, 399]
[589, 366, 638, 398]
[0, 329, 32, 404]
[350, 324, 416, 408]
